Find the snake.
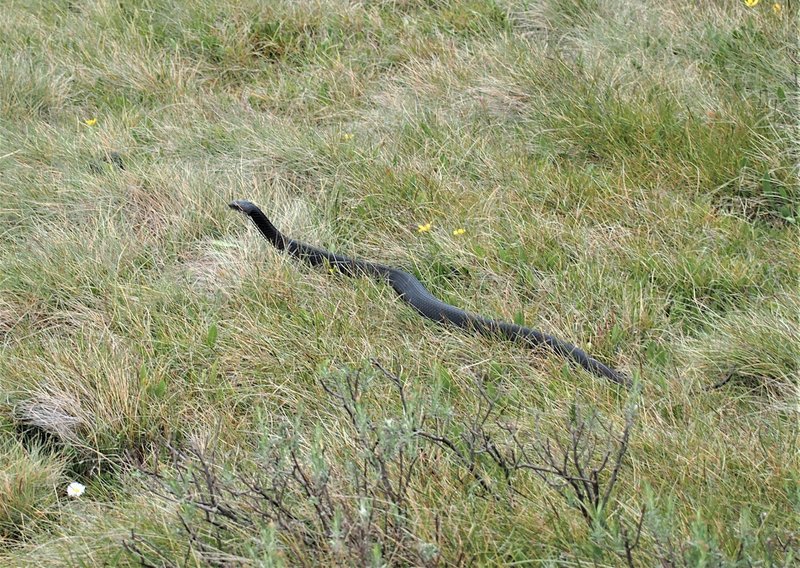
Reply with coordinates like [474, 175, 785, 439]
[230, 200, 629, 387]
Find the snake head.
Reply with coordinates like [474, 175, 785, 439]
[228, 199, 284, 248]
[229, 200, 258, 215]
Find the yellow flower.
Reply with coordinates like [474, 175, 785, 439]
[744, 0, 759, 6]
[342, 133, 354, 141]
[417, 222, 432, 233]
[84, 118, 97, 126]
[67, 482, 85, 498]
[452, 228, 466, 236]
[772, 2, 782, 13]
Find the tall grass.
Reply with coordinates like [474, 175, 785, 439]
[1, 0, 797, 565]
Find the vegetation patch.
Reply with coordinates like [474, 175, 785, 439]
[0, 0, 797, 565]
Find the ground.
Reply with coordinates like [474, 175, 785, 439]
[0, 0, 798, 566]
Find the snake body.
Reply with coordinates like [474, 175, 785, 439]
[230, 200, 629, 386]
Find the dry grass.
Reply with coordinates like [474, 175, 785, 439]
[0, 0, 798, 565]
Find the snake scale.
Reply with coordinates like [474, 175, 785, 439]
[230, 200, 629, 387]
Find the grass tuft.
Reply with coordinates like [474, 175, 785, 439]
[682, 295, 800, 398]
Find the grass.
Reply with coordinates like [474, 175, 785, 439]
[0, 0, 797, 565]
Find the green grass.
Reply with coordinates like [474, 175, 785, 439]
[0, 0, 798, 565]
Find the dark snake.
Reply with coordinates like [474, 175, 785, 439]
[230, 200, 629, 387]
